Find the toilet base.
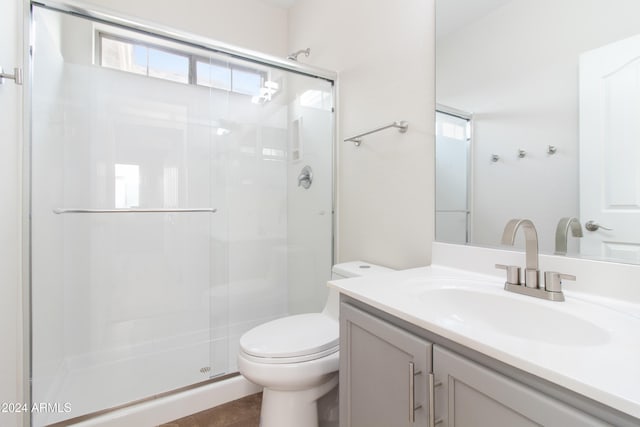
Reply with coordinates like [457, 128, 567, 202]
[259, 374, 338, 427]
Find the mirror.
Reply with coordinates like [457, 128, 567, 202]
[435, 0, 640, 265]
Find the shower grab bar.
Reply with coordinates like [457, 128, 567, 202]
[53, 208, 217, 214]
[344, 120, 409, 147]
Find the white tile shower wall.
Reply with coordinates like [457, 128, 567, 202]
[436, 0, 640, 253]
[288, 0, 436, 270]
[0, 0, 22, 424]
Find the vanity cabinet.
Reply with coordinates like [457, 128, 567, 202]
[340, 301, 609, 427]
[433, 346, 605, 427]
[340, 303, 433, 427]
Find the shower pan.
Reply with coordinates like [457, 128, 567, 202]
[27, 3, 336, 425]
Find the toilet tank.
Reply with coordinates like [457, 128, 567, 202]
[331, 261, 394, 280]
[324, 261, 394, 319]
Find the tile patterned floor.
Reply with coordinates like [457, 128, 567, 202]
[159, 393, 262, 427]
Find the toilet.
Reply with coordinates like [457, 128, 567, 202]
[237, 261, 393, 427]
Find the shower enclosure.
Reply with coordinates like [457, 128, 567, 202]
[28, 4, 335, 425]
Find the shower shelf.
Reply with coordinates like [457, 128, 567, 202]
[52, 208, 217, 214]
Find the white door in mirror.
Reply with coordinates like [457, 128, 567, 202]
[579, 35, 640, 262]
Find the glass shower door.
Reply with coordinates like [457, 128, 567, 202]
[30, 5, 334, 426]
[31, 8, 225, 425]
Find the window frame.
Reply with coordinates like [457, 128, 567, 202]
[96, 31, 267, 96]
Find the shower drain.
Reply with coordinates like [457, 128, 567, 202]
[200, 366, 211, 374]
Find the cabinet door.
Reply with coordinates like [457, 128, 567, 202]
[340, 303, 432, 427]
[433, 346, 608, 427]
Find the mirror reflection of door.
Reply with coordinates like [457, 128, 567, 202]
[580, 34, 640, 263]
[435, 109, 472, 244]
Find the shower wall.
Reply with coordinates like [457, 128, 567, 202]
[31, 7, 333, 425]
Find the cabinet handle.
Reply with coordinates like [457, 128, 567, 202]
[429, 373, 444, 426]
[428, 372, 435, 427]
[409, 362, 422, 423]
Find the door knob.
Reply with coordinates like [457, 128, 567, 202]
[297, 165, 313, 189]
[585, 220, 612, 232]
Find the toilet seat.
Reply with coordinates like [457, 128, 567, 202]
[239, 313, 338, 364]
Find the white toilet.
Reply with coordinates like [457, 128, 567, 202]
[237, 261, 393, 427]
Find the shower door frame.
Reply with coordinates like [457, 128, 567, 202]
[21, 1, 338, 424]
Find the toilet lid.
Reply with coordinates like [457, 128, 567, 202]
[240, 313, 338, 359]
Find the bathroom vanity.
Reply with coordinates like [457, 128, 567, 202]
[330, 257, 640, 427]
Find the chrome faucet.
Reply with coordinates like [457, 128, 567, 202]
[496, 218, 575, 302]
[554, 217, 583, 255]
[500, 218, 540, 288]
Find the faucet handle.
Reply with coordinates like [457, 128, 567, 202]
[495, 264, 521, 286]
[544, 271, 576, 293]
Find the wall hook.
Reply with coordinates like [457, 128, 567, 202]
[490, 154, 500, 162]
[518, 149, 527, 158]
[547, 145, 557, 155]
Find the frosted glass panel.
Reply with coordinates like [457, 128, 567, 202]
[30, 6, 334, 426]
[435, 111, 470, 243]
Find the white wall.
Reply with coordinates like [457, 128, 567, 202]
[0, 0, 23, 425]
[289, 0, 435, 270]
[437, 0, 640, 253]
[84, 0, 289, 57]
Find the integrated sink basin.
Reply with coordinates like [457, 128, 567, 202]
[415, 286, 611, 346]
[400, 276, 616, 347]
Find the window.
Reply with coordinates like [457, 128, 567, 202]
[100, 34, 189, 83]
[232, 68, 262, 96]
[101, 37, 146, 76]
[196, 60, 232, 90]
[98, 32, 268, 97]
[147, 48, 189, 84]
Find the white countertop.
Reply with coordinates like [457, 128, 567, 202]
[328, 265, 640, 420]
